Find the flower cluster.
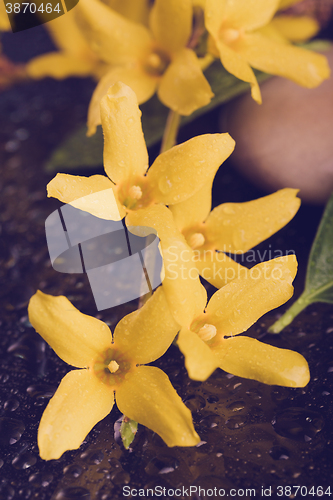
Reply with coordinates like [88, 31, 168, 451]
[28, 78, 313, 460]
[23, 0, 329, 133]
[15, 0, 329, 464]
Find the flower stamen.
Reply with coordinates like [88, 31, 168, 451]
[128, 185, 143, 200]
[189, 232, 205, 249]
[144, 49, 170, 77]
[221, 28, 240, 44]
[197, 323, 217, 342]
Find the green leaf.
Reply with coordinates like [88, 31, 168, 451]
[120, 416, 138, 449]
[269, 193, 333, 333]
[46, 62, 270, 172]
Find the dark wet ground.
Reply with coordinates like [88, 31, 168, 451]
[1, 25, 333, 500]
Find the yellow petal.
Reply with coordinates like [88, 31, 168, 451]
[205, 0, 279, 35]
[28, 291, 112, 368]
[271, 16, 320, 43]
[214, 40, 262, 103]
[147, 133, 235, 205]
[101, 82, 149, 184]
[43, 9, 94, 58]
[212, 336, 310, 387]
[0, 2, 11, 30]
[177, 327, 219, 381]
[105, 0, 150, 25]
[196, 251, 247, 288]
[116, 366, 200, 446]
[38, 369, 114, 460]
[76, 0, 151, 65]
[47, 173, 125, 220]
[238, 32, 330, 88]
[113, 287, 179, 364]
[87, 67, 156, 136]
[126, 205, 207, 326]
[149, 0, 192, 53]
[26, 53, 95, 80]
[157, 48, 214, 116]
[206, 256, 297, 338]
[205, 188, 301, 254]
[170, 180, 212, 232]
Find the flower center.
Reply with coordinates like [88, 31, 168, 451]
[220, 27, 241, 44]
[93, 348, 133, 387]
[118, 176, 154, 211]
[197, 323, 217, 342]
[188, 232, 205, 249]
[144, 48, 171, 77]
[128, 185, 143, 200]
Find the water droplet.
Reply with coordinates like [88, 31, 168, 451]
[28, 472, 53, 487]
[269, 445, 290, 460]
[97, 484, 115, 499]
[110, 470, 130, 485]
[225, 415, 247, 429]
[12, 452, 37, 470]
[27, 384, 56, 400]
[0, 481, 15, 500]
[17, 487, 31, 499]
[8, 334, 46, 375]
[80, 450, 104, 465]
[5, 139, 20, 153]
[108, 457, 121, 469]
[145, 455, 179, 476]
[199, 414, 222, 430]
[223, 205, 235, 215]
[272, 408, 324, 441]
[54, 487, 91, 500]
[227, 400, 245, 412]
[183, 394, 206, 412]
[54, 486, 91, 500]
[63, 464, 83, 479]
[15, 128, 29, 141]
[0, 417, 25, 446]
[246, 389, 262, 400]
[158, 177, 172, 194]
[3, 398, 19, 412]
[207, 395, 219, 404]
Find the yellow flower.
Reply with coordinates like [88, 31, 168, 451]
[47, 83, 233, 324]
[127, 179, 301, 289]
[28, 288, 200, 460]
[205, 0, 330, 104]
[175, 255, 310, 386]
[26, 10, 104, 80]
[170, 187, 301, 288]
[26, 0, 151, 81]
[47, 81, 234, 229]
[76, 0, 214, 135]
[125, 211, 309, 387]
